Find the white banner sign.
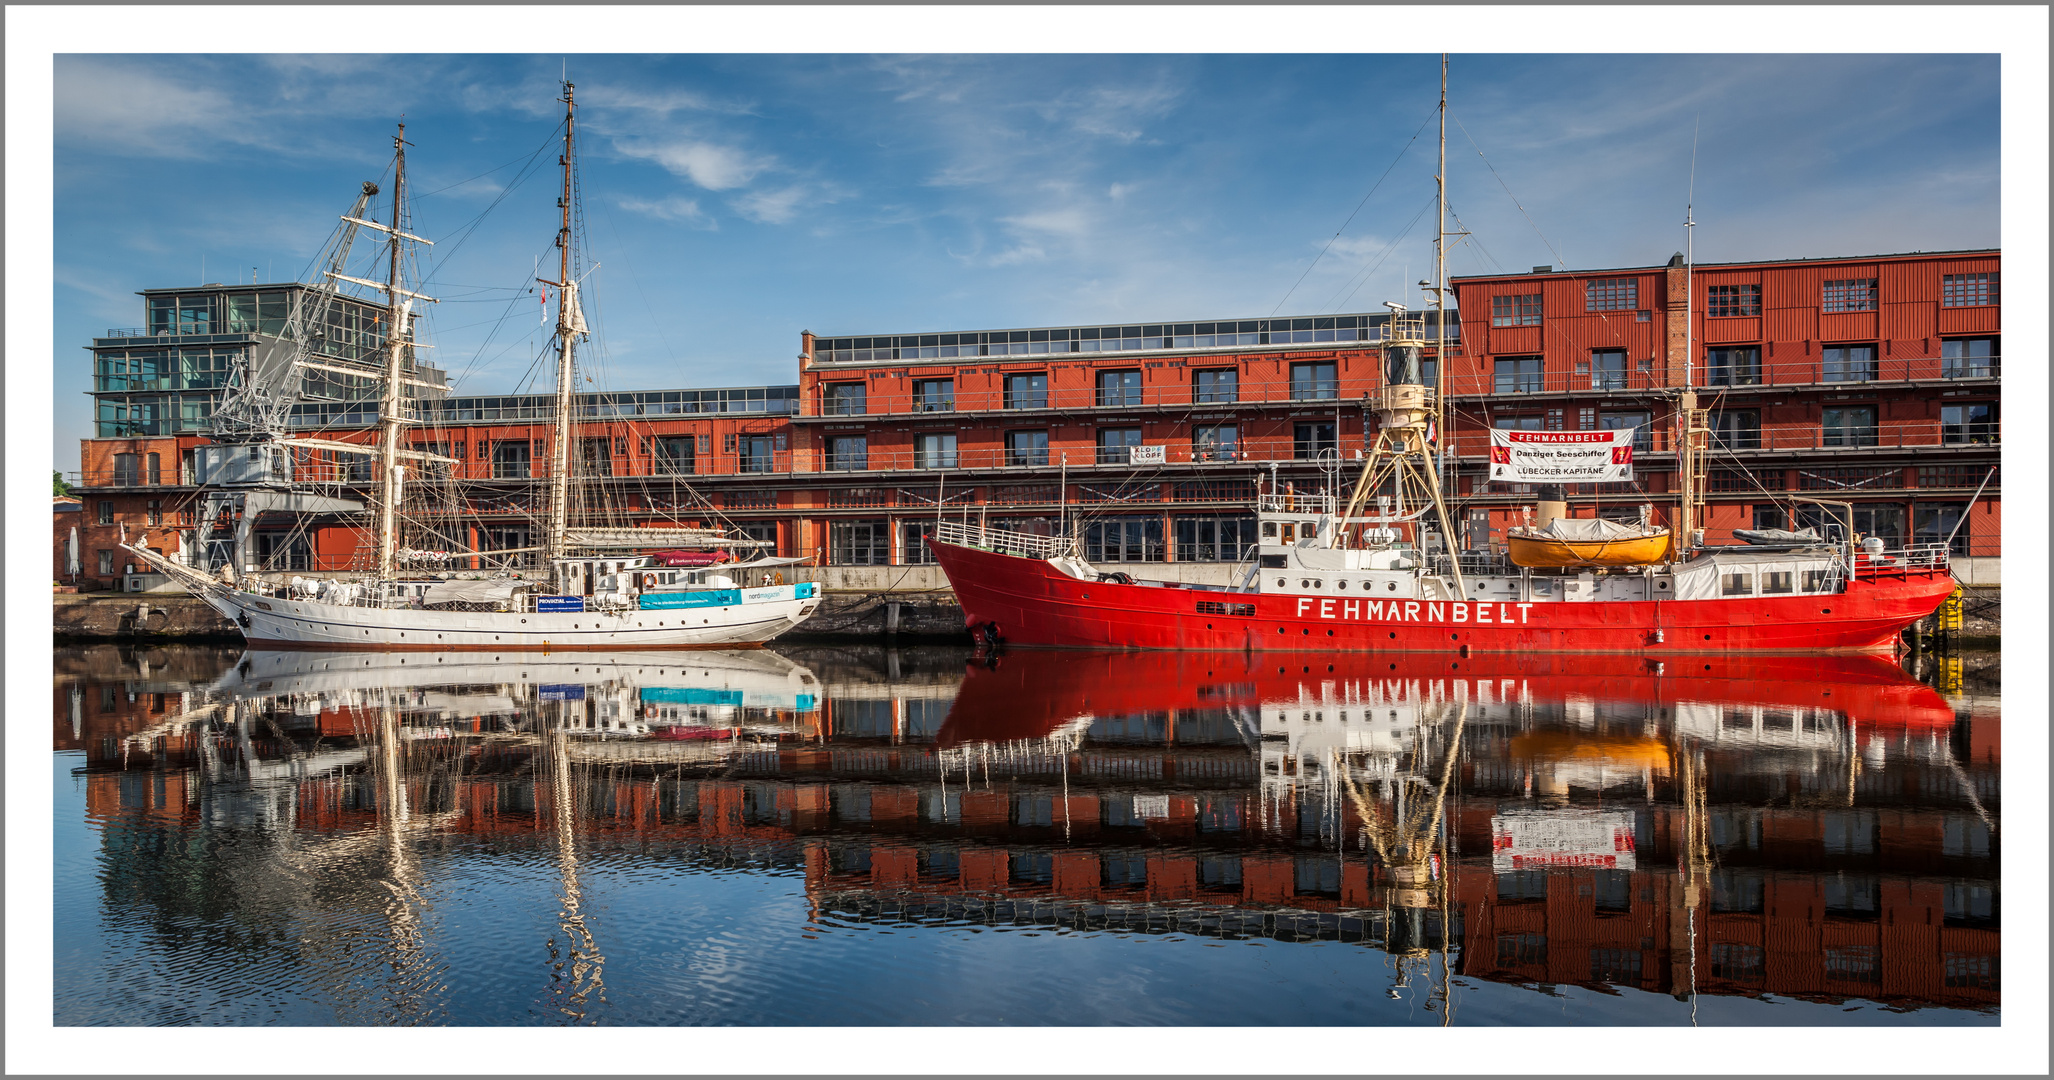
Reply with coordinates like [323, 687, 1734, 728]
[1127, 444, 1166, 465]
[1491, 809, 1638, 872]
[1489, 428, 1636, 482]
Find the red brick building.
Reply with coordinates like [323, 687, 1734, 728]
[67, 249, 1999, 588]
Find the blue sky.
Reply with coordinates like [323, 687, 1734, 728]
[36, 40, 2012, 475]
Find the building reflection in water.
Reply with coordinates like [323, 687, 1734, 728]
[58, 644, 1999, 1021]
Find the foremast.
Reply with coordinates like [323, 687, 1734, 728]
[543, 80, 580, 568]
[375, 127, 411, 581]
[1334, 55, 1466, 595]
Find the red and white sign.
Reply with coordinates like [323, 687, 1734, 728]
[1489, 428, 1636, 483]
[1491, 809, 1638, 872]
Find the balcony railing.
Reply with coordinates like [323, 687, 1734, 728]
[800, 375, 1385, 417]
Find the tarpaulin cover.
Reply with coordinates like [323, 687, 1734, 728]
[421, 579, 519, 604]
[1531, 517, 1652, 541]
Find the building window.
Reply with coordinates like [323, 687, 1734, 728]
[1710, 409, 1761, 450]
[1942, 272, 1998, 307]
[1493, 356, 1543, 394]
[146, 452, 162, 485]
[96, 550, 113, 575]
[1491, 293, 1542, 327]
[654, 436, 695, 475]
[1942, 337, 1998, 378]
[1821, 344, 1877, 382]
[492, 440, 532, 478]
[1706, 346, 1761, 386]
[111, 453, 139, 486]
[1193, 368, 1237, 403]
[1192, 424, 1239, 462]
[1004, 430, 1049, 467]
[1096, 369, 1142, 407]
[1590, 349, 1629, 390]
[1822, 278, 1877, 313]
[1004, 373, 1048, 410]
[1821, 406, 1878, 448]
[829, 519, 890, 565]
[1601, 410, 1653, 451]
[1585, 278, 1637, 311]
[1174, 515, 1256, 561]
[827, 435, 869, 471]
[739, 434, 780, 474]
[1707, 283, 1761, 317]
[823, 382, 866, 416]
[1913, 502, 1970, 555]
[1493, 414, 1546, 432]
[1289, 361, 1337, 400]
[1712, 944, 1766, 984]
[97, 501, 113, 525]
[912, 379, 954, 412]
[915, 432, 958, 469]
[1941, 402, 1997, 445]
[146, 500, 162, 526]
[1084, 515, 1163, 562]
[898, 519, 939, 565]
[1293, 422, 1336, 459]
[1096, 427, 1143, 464]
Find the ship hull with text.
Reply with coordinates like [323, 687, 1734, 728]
[929, 519, 1956, 654]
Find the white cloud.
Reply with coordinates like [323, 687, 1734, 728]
[613, 137, 772, 191]
[617, 195, 713, 229]
[731, 185, 810, 225]
[55, 59, 240, 158]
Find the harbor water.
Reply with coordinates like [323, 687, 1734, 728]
[51, 643, 1999, 1028]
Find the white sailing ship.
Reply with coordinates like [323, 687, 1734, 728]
[124, 82, 821, 650]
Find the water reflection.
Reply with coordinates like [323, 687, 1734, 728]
[55, 645, 1998, 1025]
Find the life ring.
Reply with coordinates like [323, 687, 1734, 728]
[643, 704, 658, 719]
[772, 571, 784, 586]
[640, 573, 656, 590]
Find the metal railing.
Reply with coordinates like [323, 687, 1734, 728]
[801, 375, 1380, 417]
[935, 520, 1078, 559]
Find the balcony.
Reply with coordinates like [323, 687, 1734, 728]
[794, 374, 1385, 420]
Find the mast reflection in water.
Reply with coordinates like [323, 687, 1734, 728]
[54, 644, 1998, 1026]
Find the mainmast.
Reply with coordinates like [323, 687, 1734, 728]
[1336, 56, 1465, 596]
[375, 127, 410, 581]
[544, 81, 579, 566]
[1433, 55, 1449, 495]
[1673, 176, 1706, 556]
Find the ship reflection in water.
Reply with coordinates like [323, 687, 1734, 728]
[54, 645, 1998, 1026]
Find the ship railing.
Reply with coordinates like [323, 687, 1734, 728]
[1444, 551, 1514, 577]
[1257, 493, 1337, 515]
[935, 520, 1078, 560]
[1883, 543, 1953, 571]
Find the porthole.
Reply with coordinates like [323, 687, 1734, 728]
[1337, 580, 1348, 590]
[1326, 629, 1335, 636]
[1388, 631, 1397, 639]
[1302, 628, 1311, 635]
[1301, 579, 1311, 588]
[1474, 582, 1486, 591]
[1387, 581, 1397, 591]
[1657, 581, 1670, 590]
[1277, 578, 1287, 587]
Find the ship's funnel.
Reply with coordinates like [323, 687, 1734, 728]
[1536, 484, 1566, 530]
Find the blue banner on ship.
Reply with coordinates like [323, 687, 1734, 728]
[537, 595, 585, 613]
[639, 589, 742, 610]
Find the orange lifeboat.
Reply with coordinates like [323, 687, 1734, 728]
[1506, 516, 1673, 568]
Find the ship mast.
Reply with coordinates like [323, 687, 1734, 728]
[375, 127, 410, 581]
[1673, 167, 1707, 556]
[544, 81, 579, 567]
[1336, 56, 1465, 596]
